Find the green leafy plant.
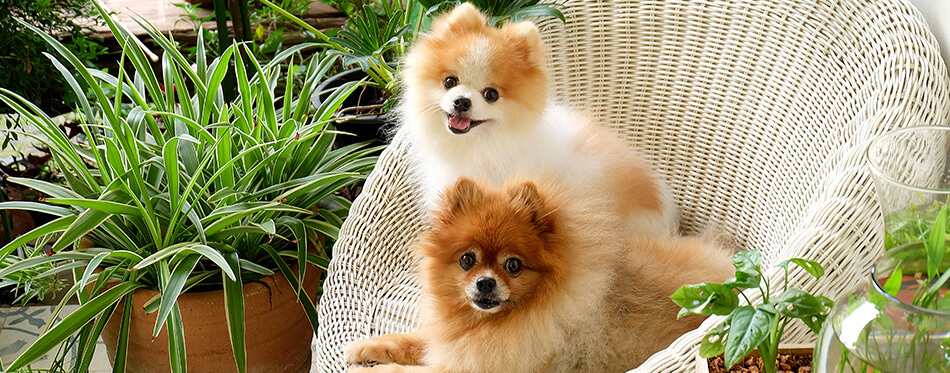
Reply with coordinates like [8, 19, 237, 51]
[0, 1, 378, 371]
[672, 250, 833, 373]
[326, 4, 410, 99]
[833, 202, 950, 372]
[175, 0, 312, 61]
[420, 0, 565, 27]
[0, 0, 107, 116]
[266, 0, 564, 113]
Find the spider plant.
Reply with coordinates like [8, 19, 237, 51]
[0, 1, 379, 371]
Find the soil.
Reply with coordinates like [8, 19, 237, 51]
[708, 352, 812, 373]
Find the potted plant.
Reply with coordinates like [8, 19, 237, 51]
[814, 126, 950, 372]
[0, 1, 379, 372]
[263, 0, 565, 147]
[672, 250, 833, 373]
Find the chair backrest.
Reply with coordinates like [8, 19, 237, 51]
[316, 1, 950, 372]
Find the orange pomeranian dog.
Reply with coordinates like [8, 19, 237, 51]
[399, 4, 676, 237]
[344, 177, 734, 372]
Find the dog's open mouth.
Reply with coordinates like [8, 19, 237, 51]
[473, 298, 501, 310]
[447, 113, 487, 135]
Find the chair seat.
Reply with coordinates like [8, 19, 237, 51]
[315, 0, 950, 371]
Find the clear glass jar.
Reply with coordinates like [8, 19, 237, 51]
[814, 242, 950, 372]
[815, 126, 950, 372]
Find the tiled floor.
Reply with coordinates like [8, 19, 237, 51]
[0, 305, 321, 372]
[0, 305, 111, 372]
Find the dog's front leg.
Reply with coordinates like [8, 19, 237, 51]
[344, 331, 428, 367]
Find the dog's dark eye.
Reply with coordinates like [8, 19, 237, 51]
[443, 76, 458, 90]
[504, 258, 522, 275]
[460, 253, 476, 271]
[483, 88, 499, 103]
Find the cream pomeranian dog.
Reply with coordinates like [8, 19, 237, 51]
[344, 176, 734, 372]
[398, 4, 676, 236]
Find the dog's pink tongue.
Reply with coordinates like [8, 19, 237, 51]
[449, 116, 471, 130]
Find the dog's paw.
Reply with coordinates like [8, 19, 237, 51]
[345, 333, 426, 366]
[344, 338, 397, 366]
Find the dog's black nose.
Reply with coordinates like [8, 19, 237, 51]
[453, 97, 472, 112]
[475, 277, 495, 293]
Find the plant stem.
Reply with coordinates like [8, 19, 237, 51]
[760, 315, 784, 373]
[0, 183, 12, 245]
[260, 0, 346, 51]
[237, 0, 252, 41]
[213, 0, 236, 102]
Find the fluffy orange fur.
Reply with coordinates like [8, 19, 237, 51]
[399, 4, 677, 237]
[402, 5, 548, 133]
[344, 177, 735, 372]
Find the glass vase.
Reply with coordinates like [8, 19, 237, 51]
[867, 126, 950, 250]
[814, 242, 950, 372]
[814, 126, 950, 372]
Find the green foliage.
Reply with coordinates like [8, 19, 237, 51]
[419, 0, 565, 27]
[174, 0, 310, 61]
[672, 250, 833, 373]
[273, 0, 565, 112]
[883, 201, 950, 309]
[0, 2, 378, 371]
[884, 201, 950, 251]
[0, 0, 107, 116]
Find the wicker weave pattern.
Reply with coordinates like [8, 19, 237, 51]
[315, 0, 950, 371]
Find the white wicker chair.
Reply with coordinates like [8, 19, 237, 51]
[314, 0, 950, 371]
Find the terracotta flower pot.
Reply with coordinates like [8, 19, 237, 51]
[100, 267, 320, 373]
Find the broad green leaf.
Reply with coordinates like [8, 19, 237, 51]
[164, 137, 182, 214]
[223, 252, 246, 373]
[928, 206, 948, 279]
[78, 252, 124, 297]
[52, 208, 111, 252]
[45, 198, 141, 216]
[167, 304, 187, 373]
[776, 258, 826, 280]
[0, 215, 76, 261]
[202, 204, 311, 237]
[113, 293, 134, 373]
[262, 245, 318, 331]
[143, 271, 216, 313]
[726, 250, 762, 289]
[699, 316, 730, 358]
[302, 219, 340, 241]
[724, 306, 773, 369]
[152, 254, 201, 338]
[0, 201, 73, 217]
[0, 252, 96, 278]
[253, 220, 276, 235]
[198, 45, 235, 127]
[136, 244, 236, 281]
[759, 288, 828, 319]
[75, 301, 115, 372]
[882, 268, 903, 297]
[5, 177, 83, 199]
[671, 282, 739, 317]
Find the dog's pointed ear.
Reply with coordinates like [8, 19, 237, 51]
[442, 177, 484, 215]
[509, 181, 555, 233]
[432, 3, 486, 35]
[504, 21, 544, 65]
